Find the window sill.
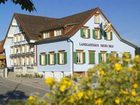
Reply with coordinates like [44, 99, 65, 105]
[94, 22, 100, 24]
[75, 63, 85, 65]
[82, 37, 90, 39]
[58, 63, 66, 65]
[89, 63, 95, 64]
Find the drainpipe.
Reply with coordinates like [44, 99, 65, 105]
[67, 39, 74, 77]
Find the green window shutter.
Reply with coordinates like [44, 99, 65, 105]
[93, 29, 96, 39]
[99, 29, 102, 39]
[83, 52, 86, 64]
[89, 51, 95, 64]
[39, 55, 42, 65]
[64, 52, 67, 64]
[110, 32, 113, 40]
[73, 52, 77, 64]
[57, 53, 60, 64]
[99, 53, 102, 63]
[106, 53, 110, 63]
[54, 53, 56, 64]
[88, 29, 90, 38]
[48, 54, 50, 65]
[45, 54, 47, 65]
[80, 28, 84, 38]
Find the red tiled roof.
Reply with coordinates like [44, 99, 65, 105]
[14, 8, 98, 41]
[3, 7, 138, 48]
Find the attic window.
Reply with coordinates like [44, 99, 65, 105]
[43, 32, 50, 39]
[54, 29, 62, 36]
[94, 14, 100, 24]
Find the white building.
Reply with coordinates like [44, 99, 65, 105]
[3, 13, 56, 73]
[36, 8, 137, 79]
[3, 7, 138, 78]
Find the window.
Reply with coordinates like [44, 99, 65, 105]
[54, 29, 62, 36]
[13, 36, 16, 42]
[48, 52, 56, 65]
[89, 51, 95, 64]
[40, 53, 47, 66]
[25, 45, 30, 52]
[106, 31, 112, 40]
[80, 27, 90, 38]
[93, 28, 101, 40]
[111, 51, 118, 58]
[43, 32, 50, 39]
[99, 52, 108, 63]
[94, 15, 100, 24]
[20, 34, 25, 41]
[26, 57, 30, 66]
[21, 57, 25, 66]
[30, 56, 34, 66]
[74, 50, 85, 64]
[22, 45, 25, 53]
[123, 52, 131, 59]
[58, 51, 67, 64]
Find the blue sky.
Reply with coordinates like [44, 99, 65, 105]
[0, 0, 140, 46]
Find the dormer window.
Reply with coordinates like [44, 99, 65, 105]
[94, 14, 100, 24]
[43, 32, 50, 39]
[54, 29, 62, 36]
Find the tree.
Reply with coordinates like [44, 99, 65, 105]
[0, 0, 35, 12]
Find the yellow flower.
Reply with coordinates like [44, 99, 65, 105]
[59, 77, 72, 92]
[133, 83, 138, 89]
[77, 91, 84, 100]
[115, 97, 120, 104]
[59, 84, 67, 92]
[69, 96, 75, 103]
[114, 63, 122, 72]
[137, 98, 140, 103]
[95, 98, 103, 105]
[131, 89, 137, 97]
[28, 96, 34, 101]
[45, 77, 55, 86]
[99, 70, 105, 76]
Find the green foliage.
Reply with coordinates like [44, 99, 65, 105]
[8, 54, 140, 105]
[0, 0, 35, 12]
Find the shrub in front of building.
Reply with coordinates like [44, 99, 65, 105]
[9, 54, 140, 105]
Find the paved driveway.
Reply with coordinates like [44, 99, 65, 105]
[0, 77, 49, 105]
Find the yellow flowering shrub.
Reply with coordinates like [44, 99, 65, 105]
[23, 54, 140, 105]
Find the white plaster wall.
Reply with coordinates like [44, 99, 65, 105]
[70, 14, 135, 72]
[37, 41, 72, 74]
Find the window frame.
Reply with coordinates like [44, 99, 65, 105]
[106, 31, 113, 41]
[94, 14, 100, 24]
[43, 32, 50, 39]
[81, 27, 90, 39]
[93, 28, 101, 40]
[48, 52, 55, 65]
[40, 53, 47, 66]
[75, 50, 85, 64]
[54, 29, 62, 36]
[58, 51, 65, 65]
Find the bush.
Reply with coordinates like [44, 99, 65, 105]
[10, 54, 140, 105]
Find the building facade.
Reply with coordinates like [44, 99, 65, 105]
[3, 15, 40, 73]
[36, 8, 137, 79]
[3, 7, 138, 78]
